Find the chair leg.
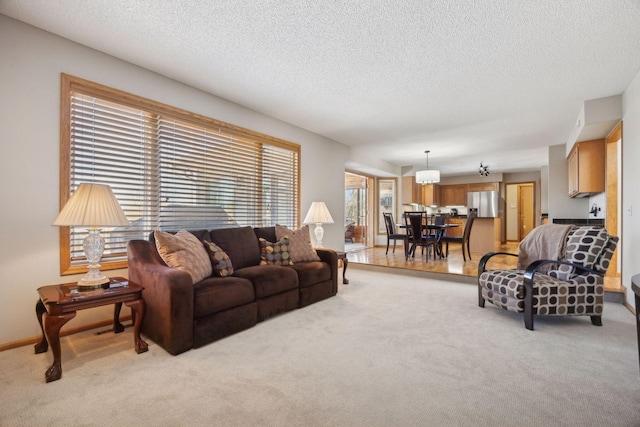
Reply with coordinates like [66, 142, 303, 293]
[524, 309, 534, 331]
[386, 238, 390, 254]
[467, 241, 472, 261]
[478, 285, 485, 308]
[392, 240, 396, 253]
[590, 315, 602, 326]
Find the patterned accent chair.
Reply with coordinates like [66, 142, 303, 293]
[478, 226, 618, 330]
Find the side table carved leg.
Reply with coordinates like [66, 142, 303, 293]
[44, 311, 76, 382]
[34, 300, 49, 354]
[113, 302, 125, 333]
[342, 258, 349, 284]
[124, 299, 148, 354]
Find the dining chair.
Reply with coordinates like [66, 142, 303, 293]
[383, 212, 408, 255]
[404, 212, 438, 260]
[440, 211, 476, 261]
[430, 214, 448, 256]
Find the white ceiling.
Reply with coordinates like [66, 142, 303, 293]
[2, 0, 640, 177]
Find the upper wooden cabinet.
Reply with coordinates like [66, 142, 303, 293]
[440, 184, 468, 206]
[567, 139, 605, 198]
[422, 184, 441, 206]
[468, 182, 499, 192]
[401, 176, 422, 204]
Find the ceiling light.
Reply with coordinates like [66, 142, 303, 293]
[415, 150, 440, 184]
[479, 162, 490, 177]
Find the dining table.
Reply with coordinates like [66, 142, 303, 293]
[399, 222, 460, 259]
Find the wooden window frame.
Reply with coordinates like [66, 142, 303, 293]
[59, 74, 300, 275]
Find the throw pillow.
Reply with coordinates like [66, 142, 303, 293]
[154, 229, 212, 283]
[203, 240, 234, 277]
[275, 224, 320, 263]
[259, 237, 293, 266]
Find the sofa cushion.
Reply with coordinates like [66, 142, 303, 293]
[193, 276, 255, 318]
[288, 261, 332, 288]
[259, 237, 293, 266]
[275, 224, 320, 263]
[203, 240, 234, 277]
[209, 226, 261, 270]
[253, 227, 277, 243]
[233, 265, 298, 299]
[154, 229, 212, 283]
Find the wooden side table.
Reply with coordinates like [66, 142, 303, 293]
[632, 274, 640, 373]
[336, 251, 349, 284]
[35, 277, 148, 382]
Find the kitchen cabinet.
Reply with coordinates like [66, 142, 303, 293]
[469, 217, 502, 253]
[567, 139, 605, 198]
[446, 217, 465, 237]
[401, 176, 422, 205]
[440, 184, 468, 206]
[422, 184, 441, 206]
[468, 182, 499, 192]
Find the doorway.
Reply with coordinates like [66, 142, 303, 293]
[605, 121, 622, 285]
[345, 172, 374, 251]
[506, 182, 535, 241]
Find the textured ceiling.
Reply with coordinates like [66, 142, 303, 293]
[2, 0, 640, 177]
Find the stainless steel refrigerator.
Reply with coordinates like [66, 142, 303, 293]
[467, 191, 499, 218]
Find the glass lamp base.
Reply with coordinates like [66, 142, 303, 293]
[77, 271, 110, 291]
[78, 228, 110, 290]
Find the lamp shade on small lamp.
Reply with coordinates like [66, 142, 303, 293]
[303, 201, 334, 247]
[54, 183, 130, 289]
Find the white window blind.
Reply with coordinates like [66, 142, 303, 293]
[61, 74, 300, 275]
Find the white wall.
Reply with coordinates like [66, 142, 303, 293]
[505, 185, 518, 240]
[547, 144, 589, 221]
[622, 68, 640, 309]
[0, 16, 348, 345]
[540, 165, 549, 214]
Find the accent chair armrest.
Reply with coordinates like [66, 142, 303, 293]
[522, 259, 603, 293]
[477, 251, 518, 276]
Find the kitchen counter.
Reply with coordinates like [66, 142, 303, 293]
[469, 217, 501, 254]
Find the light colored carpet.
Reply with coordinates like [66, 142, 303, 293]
[1, 267, 639, 426]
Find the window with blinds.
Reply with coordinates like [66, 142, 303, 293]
[59, 74, 300, 275]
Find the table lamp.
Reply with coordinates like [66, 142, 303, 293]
[53, 183, 130, 290]
[303, 201, 334, 247]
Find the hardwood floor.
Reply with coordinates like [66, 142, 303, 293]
[346, 241, 624, 295]
[345, 241, 520, 280]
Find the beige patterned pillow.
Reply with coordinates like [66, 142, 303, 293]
[275, 224, 320, 263]
[154, 230, 212, 283]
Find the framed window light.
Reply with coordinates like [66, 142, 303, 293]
[377, 178, 397, 234]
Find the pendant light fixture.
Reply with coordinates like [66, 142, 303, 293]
[415, 150, 440, 184]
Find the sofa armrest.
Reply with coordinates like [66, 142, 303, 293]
[127, 240, 195, 355]
[315, 248, 339, 295]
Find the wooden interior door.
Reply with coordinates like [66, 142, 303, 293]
[605, 122, 622, 281]
[518, 183, 535, 240]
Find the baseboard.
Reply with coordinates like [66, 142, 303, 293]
[624, 300, 637, 316]
[0, 315, 132, 352]
[349, 262, 476, 284]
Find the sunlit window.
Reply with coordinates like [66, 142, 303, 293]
[59, 74, 300, 275]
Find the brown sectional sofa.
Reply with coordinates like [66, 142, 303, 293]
[127, 225, 338, 355]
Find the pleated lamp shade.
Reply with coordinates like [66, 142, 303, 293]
[54, 183, 130, 227]
[303, 202, 335, 225]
